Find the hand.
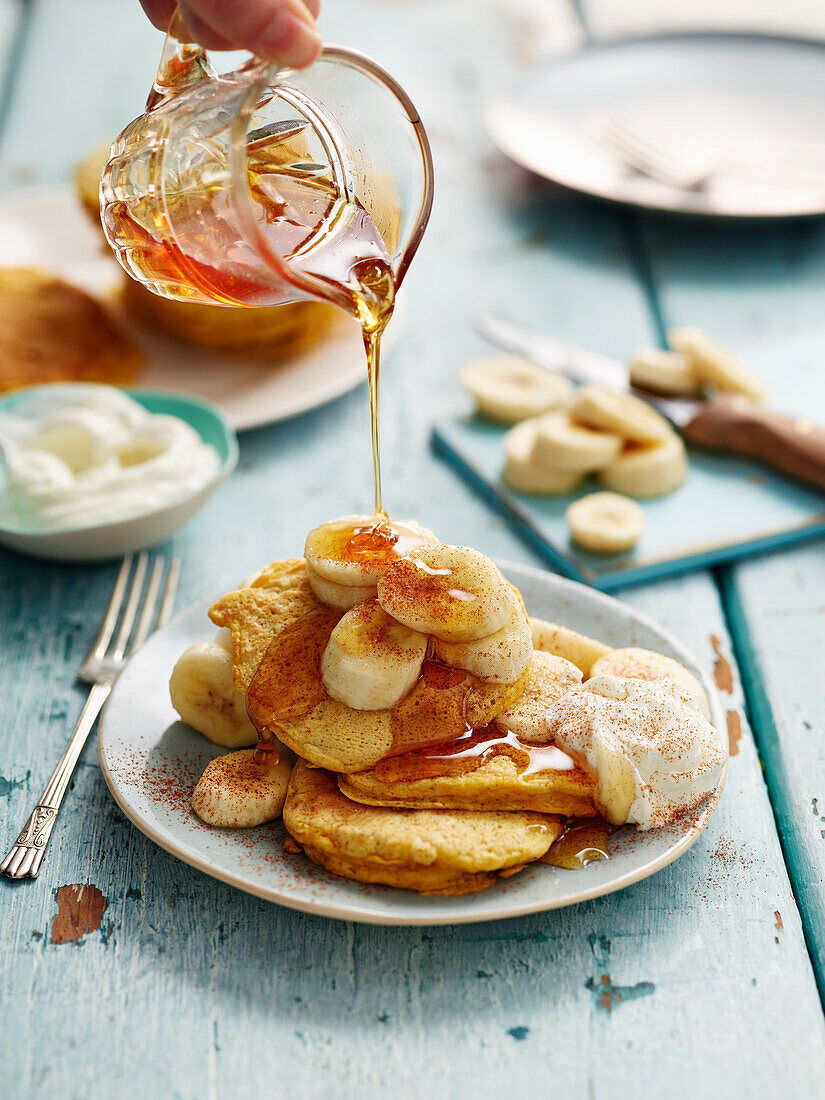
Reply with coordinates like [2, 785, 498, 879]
[140, 0, 322, 68]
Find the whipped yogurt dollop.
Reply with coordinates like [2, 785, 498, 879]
[546, 674, 727, 830]
[0, 385, 220, 530]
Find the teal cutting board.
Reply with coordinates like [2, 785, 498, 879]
[432, 328, 825, 591]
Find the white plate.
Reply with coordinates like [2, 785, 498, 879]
[0, 188, 399, 430]
[487, 33, 825, 218]
[99, 561, 726, 925]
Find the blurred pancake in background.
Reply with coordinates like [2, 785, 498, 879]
[74, 142, 338, 360]
[0, 267, 141, 393]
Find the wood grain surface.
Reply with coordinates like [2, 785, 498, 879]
[1, 1, 824, 1096]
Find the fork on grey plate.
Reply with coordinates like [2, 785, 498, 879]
[1, 552, 180, 881]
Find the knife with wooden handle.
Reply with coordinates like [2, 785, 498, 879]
[476, 315, 825, 494]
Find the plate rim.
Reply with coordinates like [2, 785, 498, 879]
[486, 29, 825, 220]
[98, 559, 727, 925]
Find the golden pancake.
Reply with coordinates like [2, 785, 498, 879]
[120, 278, 338, 358]
[283, 761, 562, 895]
[0, 268, 142, 393]
[261, 664, 530, 774]
[208, 559, 320, 692]
[339, 738, 598, 816]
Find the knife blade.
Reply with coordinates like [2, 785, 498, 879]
[476, 314, 825, 494]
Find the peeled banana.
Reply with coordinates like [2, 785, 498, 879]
[190, 749, 293, 827]
[461, 354, 574, 423]
[599, 434, 687, 498]
[566, 491, 644, 554]
[169, 642, 258, 748]
[377, 544, 514, 643]
[502, 419, 585, 495]
[321, 599, 428, 710]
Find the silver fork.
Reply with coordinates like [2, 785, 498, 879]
[1, 552, 180, 880]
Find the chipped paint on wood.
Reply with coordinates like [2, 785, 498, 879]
[710, 634, 734, 694]
[50, 884, 108, 945]
[726, 710, 743, 756]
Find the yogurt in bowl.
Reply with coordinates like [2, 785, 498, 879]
[0, 384, 238, 561]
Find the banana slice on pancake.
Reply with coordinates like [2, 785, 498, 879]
[528, 617, 612, 676]
[434, 590, 532, 683]
[304, 514, 438, 609]
[321, 599, 428, 710]
[377, 544, 514, 643]
[493, 651, 583, 741]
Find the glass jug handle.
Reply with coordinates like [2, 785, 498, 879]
[146, 5, 218, 110]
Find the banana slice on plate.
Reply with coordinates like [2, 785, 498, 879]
[503, 419, 585, 495]
[599, 434, 687, 498]
[493, 651, 583, 741]
[378, 544, 514, 643]
[191, 749, 293, 827]
[528, 617, 613, 676]
[668, 326, 766, 402]
[461, 354, 574, 423]
[566, 492, 645, 554]
[169, 642, 258, 748]
[434, 591, 532, 683]
[571, 385, 673, 444]
[321, 599, 428, 710]
[305, 514, 438, 609]
[629, 347, 701, 396]
[533, 411, 622, 472]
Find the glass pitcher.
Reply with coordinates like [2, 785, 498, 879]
[100, 9, 434, 322]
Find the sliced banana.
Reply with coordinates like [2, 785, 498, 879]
[566, 491, 644, 554]
[629, 347, 701, 396]
[493, 651, 583, 741]
[169, 642, 258, 748]
[321, 599, 428, 710]
[589, 647, 710, 721]
[668, 325, 766, 402]
[503, 419, 585, 495]
[305, 514, 437, 589]
[599, 434, 687, 498]
[571, 384, 673, 444]
[461, 354, 574, 423]
[529, 617, 612, 676]
[191, 749, 293, 827]
[377, 544, 514, 643]
[305, 561, 375, 611]
[434, 592, 532, 683]
[533, 410, 622, 472]
[213, 627, 233, 653]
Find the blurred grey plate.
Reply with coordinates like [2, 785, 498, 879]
[487, 33, 825, 217]
[99, 561, 725, 925]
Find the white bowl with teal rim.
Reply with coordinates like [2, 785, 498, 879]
[0, 385, 238, 562]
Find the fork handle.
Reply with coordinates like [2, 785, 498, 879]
[1, 682, 113, 880]
[683, 395, 825, 494]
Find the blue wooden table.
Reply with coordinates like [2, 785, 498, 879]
[1, 1, 824, 1095]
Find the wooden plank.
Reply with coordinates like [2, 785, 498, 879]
[0, 0, 823, 1095]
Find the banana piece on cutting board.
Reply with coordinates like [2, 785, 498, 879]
[599, 433, 688, 498]
[566, 492, 645, 554]
[461, 354, 575, 423]
[533, 410, 622, 472]
[668, 326, 766, 402]
[503, 418, 585, 494]
[629, 347, 702, 397]
[571, 385, 673, 444]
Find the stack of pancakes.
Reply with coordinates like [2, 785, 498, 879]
[201, 558, 639, 896]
